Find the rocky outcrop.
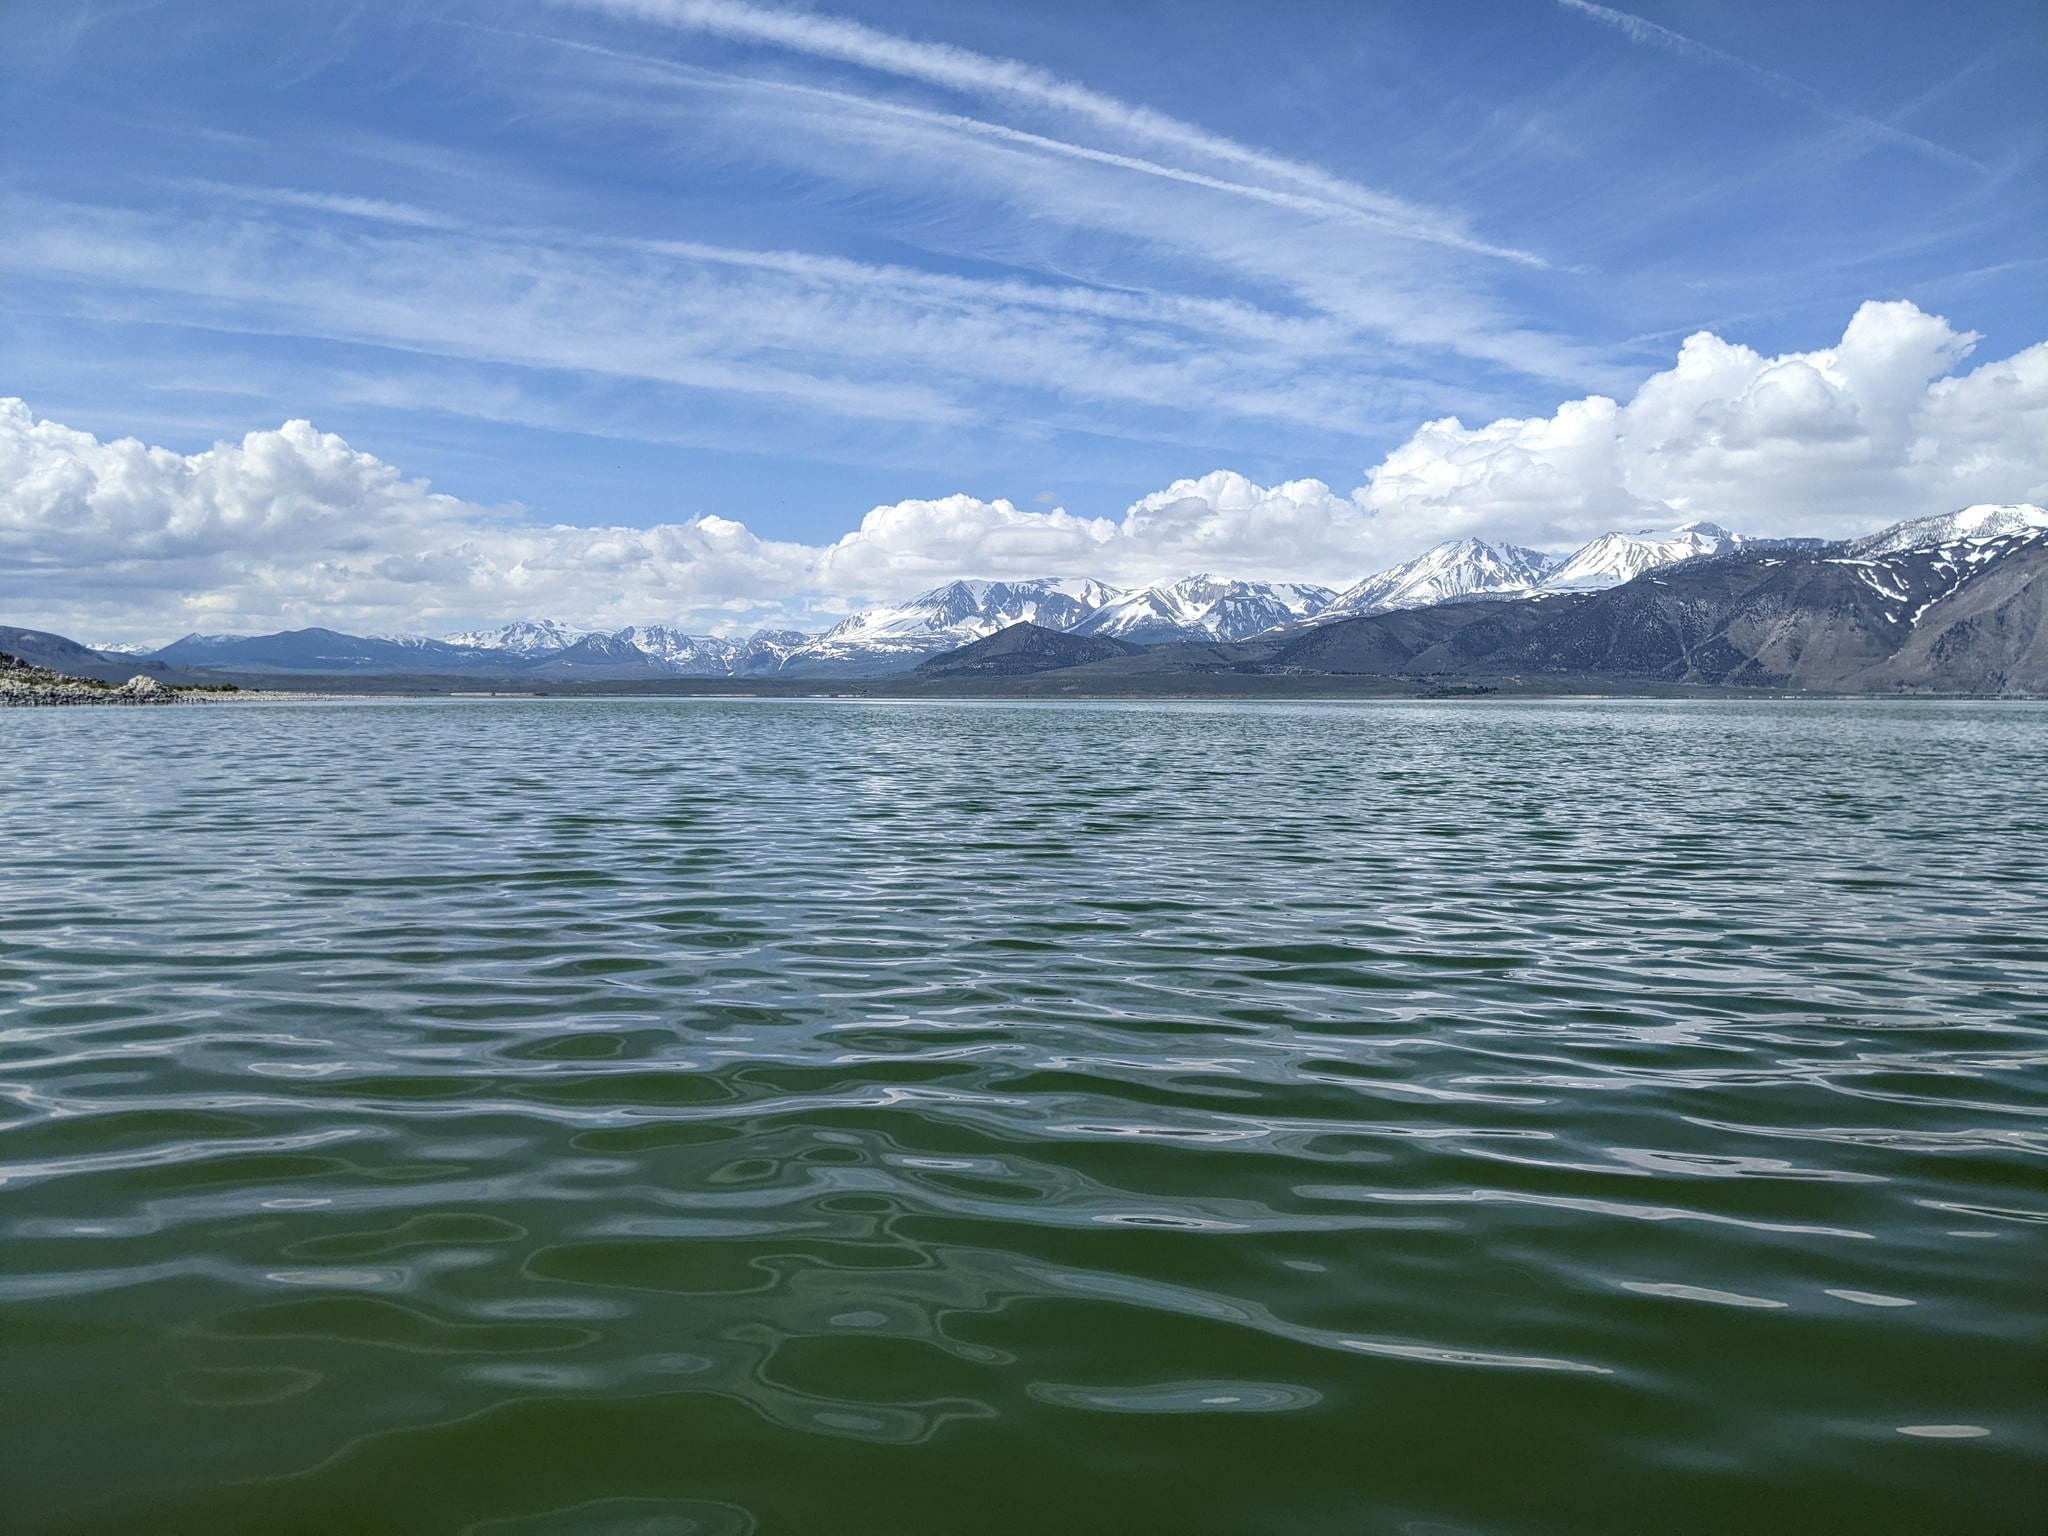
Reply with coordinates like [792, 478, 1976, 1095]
[0, 652, 187, 705]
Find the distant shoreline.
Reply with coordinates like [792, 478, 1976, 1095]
[41, 674, 2029, 704]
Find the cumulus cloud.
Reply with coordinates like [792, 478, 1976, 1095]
[811, 474, 1376, 593]
[0, 402, 815, 640]
[1356, 300, 2048, 547]
[4, 301, 2044, 644]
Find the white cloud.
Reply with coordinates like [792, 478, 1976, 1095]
[1356, 300, 2048, 547]
[4, 302, 2044, 644]
[813, 473, 1375, 593]
[0, 401, 815, 641]
[1111, 473, 1376, 583]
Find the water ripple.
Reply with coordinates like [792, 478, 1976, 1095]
[2, 698, 2043, 1534]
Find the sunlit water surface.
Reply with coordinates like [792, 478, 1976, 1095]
[2, 699, 2042, 1534]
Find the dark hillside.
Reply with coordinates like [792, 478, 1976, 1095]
[913, 623, 1145, 678]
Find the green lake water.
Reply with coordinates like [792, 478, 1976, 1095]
[1, 698, 2042, 1533]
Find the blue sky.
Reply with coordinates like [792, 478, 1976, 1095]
[5, 0, 2041, 542]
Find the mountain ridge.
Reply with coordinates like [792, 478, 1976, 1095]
[944, 513, 2048, 696]
[1072, 575, 1334, 643]
[1538, 520, 1743, 593]
[38, 503, 2044, 687]
[1317, 538, 1557, 621]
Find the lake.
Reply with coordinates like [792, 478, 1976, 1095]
[2, 698, 2042, 1533]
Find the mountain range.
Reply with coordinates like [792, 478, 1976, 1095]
[915, 504, 2048, 695]
[62, 518, 1835, 678]
[7, 506, 2039, 692]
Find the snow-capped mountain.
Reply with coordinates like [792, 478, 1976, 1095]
[1072, 576, 1333, 643]
[1299, 524, 1740, 634]
[1844, 503, 2048, 559]
[48, 502, 2048, 694]
[1260, 505, 2048, 694]
[1814, 503, 2048, 637]
[740, 630, 813, 668]
[615, 625, 749, 672]
[819, 578, 1111, 646]
[1538, 521, 1743, 593]
[123, 508, 2042, 681]
[434, 620, 815, 675]
[1318, 539, 1557, 622]
[786, 578, 1117, 670]
[1199, 581, 1335, 639]
[444, 619, 596, 655]
[441, 576, 1310, 671]
[629, 627, 823, 677]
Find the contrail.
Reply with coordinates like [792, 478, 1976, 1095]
[558, 0, 1548, 263]
[1556, 0, 1984, 173]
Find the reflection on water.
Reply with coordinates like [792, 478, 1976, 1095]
[2, 699, 2043, 1534]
